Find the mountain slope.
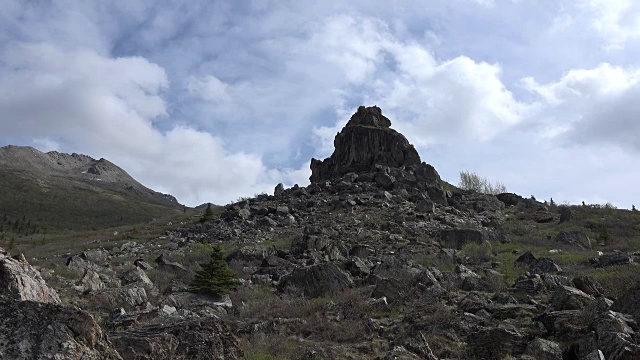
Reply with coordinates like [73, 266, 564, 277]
[0, 145, 182, 231]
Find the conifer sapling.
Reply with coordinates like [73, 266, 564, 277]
[191, 244, 239, 296]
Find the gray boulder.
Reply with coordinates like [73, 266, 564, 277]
[440, 228, 484, 250]
[548, 285, 594, 311]
[274, 183, 285, 196]
[0, 297, 122, 359]
[612, 281, 640, 322]
[0, 253, 61, 304]
[111, 317, 242, 360]
[78, 270, 106, 292]
[554, 231, 592, 250]
[278, 262, 353, 298]
[525, 338, 563, 360]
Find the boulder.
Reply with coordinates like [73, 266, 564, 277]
[120, 267, 154, 290]
[79, 270, 106, 292]
[595, 251, 633, 267]
[612, 281, 640, 322]
[134, 259, 154, 270]
[0, 253, 61, 304]
[0, 297, 122, 359]
[554, 231, 592, 250]
[548, 285, 594, 311]
[440, 228, 484, 250]
[530, 257, 562, 274]
[466, 323, 527, 359]
[558, 206, 573, 223]
[572, 276, 604, 297]
[416, 199, 435, 213]
[155, 254, 189, 273]
[274, 183, 285, 196]
[278, 262, 353, 298]
[111, 317, 242, 360]
[515, 251, 537, 266]
[96, 286, 148, 309]
[374, 172, 396, 190]
[496, 193, 524, 206]
[525, 338, 563, 360]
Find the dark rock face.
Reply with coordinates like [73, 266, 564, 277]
[310, 106, 422, 183]
[111, 317, 242, 360]
[0, 297, 122, 360]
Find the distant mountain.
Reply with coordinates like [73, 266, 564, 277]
[0, 145, 182, 231]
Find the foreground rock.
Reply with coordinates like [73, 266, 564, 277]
[0, 252, 61, 304]
[278, 262, 354, 298]
[0, 297, 122, 360]
[111, 317, 242, 360]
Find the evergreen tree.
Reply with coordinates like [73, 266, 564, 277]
[191, 245, 239, 296]
[633, 205, 637, 212]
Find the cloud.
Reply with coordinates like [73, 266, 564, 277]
[523, 63, 640, 151]
[0, 43, 304, 206]
[309, 15, 526, 150]
[585, 0, 640, 48]
[1, 1, 640, 209]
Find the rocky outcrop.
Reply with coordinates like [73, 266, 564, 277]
[0, 297, 121, 359]
[111, 317, 242, 360]
[0, 252, 61, 304]
[310, 106, 421, 183]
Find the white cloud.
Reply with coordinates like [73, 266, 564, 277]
[186, 75, 230, 102]
[523, 63, 640, 150]
[0, 43, 297, 205]
[585, 0, 640, 48]
[309, 16, 526, 150]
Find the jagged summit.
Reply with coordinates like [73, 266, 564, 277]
[310, 106, 422, 183]
[345, 105, 392, 128]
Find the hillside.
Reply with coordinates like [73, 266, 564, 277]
[0, 145, 182, 231]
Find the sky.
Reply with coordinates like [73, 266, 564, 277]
[1, 0, 640, 207]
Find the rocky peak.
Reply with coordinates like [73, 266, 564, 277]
[310, 106, 422, 183]
[346, 105, 392, 128]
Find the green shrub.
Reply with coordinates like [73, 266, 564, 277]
[458, 170, 506, 195]
[461, 241, 493, 263]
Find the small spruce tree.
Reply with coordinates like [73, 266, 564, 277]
[191, 245, 239, 296]
[633, 205, 637, 212]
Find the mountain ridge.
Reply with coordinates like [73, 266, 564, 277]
[0, 145, 181, 231]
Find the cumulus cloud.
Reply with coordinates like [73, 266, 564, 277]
[309, 15, 526, 150]
[585, 0, 640, 48]
[523, 63, 640, 151]
[1, 0, 640, 208]
[0, 43, 304, 205]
